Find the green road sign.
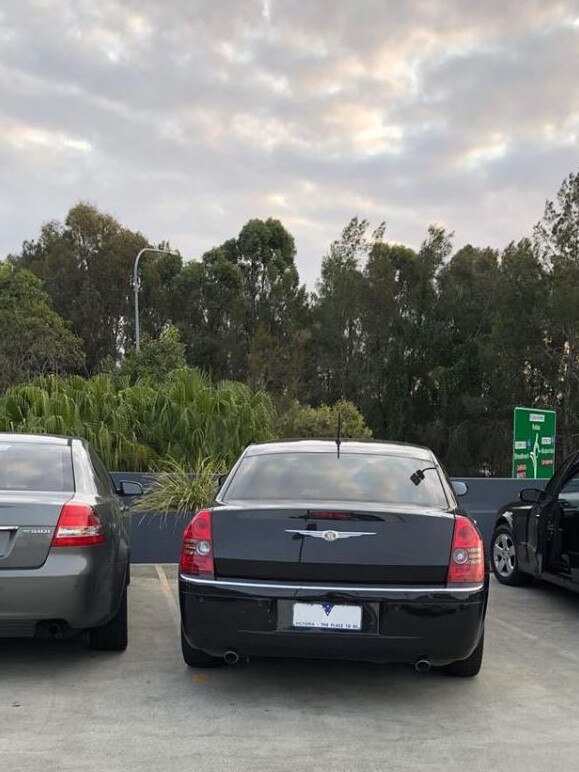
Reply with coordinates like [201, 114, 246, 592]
[512, 407, 556, 479]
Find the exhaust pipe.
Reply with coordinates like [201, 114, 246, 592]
[36, 620, 67, 639]
[414, 659, 431, 673]
[224, 650, 240, 665]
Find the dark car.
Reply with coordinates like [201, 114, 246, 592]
[491, 452, 579, 592]
[0, 433, 141, 649]
[179, 440, 488, 676]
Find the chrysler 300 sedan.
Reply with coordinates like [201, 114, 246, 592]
[0, 433, 141, 649]
[179, 440, 488, 676]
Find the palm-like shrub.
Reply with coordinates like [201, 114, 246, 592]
[132, 456, 220, 517]
[0, 368, 274, 471]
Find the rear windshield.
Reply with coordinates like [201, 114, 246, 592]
[224, 452, 449, 508]
[0, 442, 74, 492]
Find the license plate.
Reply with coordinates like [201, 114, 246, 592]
[292, 602, 362, 631]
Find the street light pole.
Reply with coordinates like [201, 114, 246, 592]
[133, 247, 179, 350]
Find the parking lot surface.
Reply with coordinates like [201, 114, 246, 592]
[1, 567, 579, 772]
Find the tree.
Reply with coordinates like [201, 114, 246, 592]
[12, 203, 179, 373]
[108, 325, 187, 385]
[358, 242, 414, 439]
[0, 265, 84, 392]
[278, 399, 372, 440]
[534, 172, 579, 458]
[173, 251, 247, 381]
[172, 218, 310, 396]
[424, 245, 501, 473]
[311, 218, 384, 404]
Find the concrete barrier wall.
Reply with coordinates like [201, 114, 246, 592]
[110, 472, 548, 564]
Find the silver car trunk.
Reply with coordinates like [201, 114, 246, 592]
[0, 492, 71, 569]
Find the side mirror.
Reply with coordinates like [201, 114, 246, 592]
[117, 480, 143, 497]
[519, 487, 542, 504]
[452, 481, 468, 497]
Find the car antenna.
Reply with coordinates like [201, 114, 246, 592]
[336, 409, 342, 459]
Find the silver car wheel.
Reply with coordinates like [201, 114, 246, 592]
[493, 532, 516, 577]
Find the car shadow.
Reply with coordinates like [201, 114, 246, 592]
[184, 654, 479, 709]
[0, 633, 111, 667]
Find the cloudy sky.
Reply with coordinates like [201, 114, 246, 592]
[1, 1, 578, 285]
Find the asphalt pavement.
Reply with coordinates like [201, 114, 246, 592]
[1, 567, 579, 772]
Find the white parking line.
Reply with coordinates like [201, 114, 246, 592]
[154, 564, 180, 634]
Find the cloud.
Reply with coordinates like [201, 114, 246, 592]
[0, 0, 578, 285]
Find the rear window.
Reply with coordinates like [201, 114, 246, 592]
[224, 452, 449, 508]
[0, 442, 74, 492]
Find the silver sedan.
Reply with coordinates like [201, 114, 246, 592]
[0, 433, 141, 649]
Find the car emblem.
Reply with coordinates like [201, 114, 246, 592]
[285, 529, 376, 540]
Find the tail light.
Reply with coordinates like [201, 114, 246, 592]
[309, 511, 353, 520]
[446, 515, 484, 584]
[180, 510, 214, 577]
[52, 503, 106, 547]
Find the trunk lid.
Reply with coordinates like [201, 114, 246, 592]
[211, 502, 455, 584]
[0, 493, 70, 569]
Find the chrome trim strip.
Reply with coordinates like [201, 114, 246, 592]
[179, 574, 484, 593]
[0, 526, 17, 531]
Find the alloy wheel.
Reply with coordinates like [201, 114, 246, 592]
[493, 532, 516, 578]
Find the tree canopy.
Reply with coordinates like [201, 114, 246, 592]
[0, 264, 84, 393]
[4, 170, 579, 475]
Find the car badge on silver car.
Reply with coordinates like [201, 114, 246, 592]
[285, 529, 376, 541]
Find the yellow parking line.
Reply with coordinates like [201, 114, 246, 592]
[154, 564, 180, 634]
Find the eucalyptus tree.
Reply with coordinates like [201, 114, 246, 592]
[534, 172, 579, 458]
[312, 218, 384, 405]
[12, 203, 179, 372]
[0, 265, 85, 392]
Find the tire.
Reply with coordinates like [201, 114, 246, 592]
[491, 524, 531, 586]
[181, 627, 223, 668]
[443, 632, 484, 677]
[89, 586, 128, 651]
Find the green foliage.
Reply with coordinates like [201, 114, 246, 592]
[0, 265, 85, 393]
[133, 457, 220, 516]
[108, 325, 187, 385]
[11, 203, 182, 373]
[6, 170, 579, 476]
[278, 400, 372, 440]
[0, 368, 275, 471]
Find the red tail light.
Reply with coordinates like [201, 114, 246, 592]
[446, 515, 484, 584]
[52, 503, 105, 547]
[180, 510, 214, 577]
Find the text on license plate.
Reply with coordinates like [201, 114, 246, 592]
[292, 602, 362, 630]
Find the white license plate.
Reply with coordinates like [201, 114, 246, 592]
[292, 602, 362, 631]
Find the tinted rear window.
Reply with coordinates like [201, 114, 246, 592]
[0, 443, 74, 492]
[224, 452, 448, 508]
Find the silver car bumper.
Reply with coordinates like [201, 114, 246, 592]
[0, 547, 127, 636]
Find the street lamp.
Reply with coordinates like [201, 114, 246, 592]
[133, 247, 179, 350]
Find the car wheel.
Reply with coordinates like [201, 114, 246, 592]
[442, 632, 484, 677]
[181, 627, 223, 668]
[89, 586, 128, 651]
[491, 525, 531, 586]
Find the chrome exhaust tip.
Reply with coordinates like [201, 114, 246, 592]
[414, 659, 432, 673]
[224, 650, 240, 665]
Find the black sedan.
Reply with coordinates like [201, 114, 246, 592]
[179, 440, 488, 676]
[491, 451, 579, 591]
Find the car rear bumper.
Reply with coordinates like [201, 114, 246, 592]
[0, 548, 127, 637]
[179, 575, 488, 666]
